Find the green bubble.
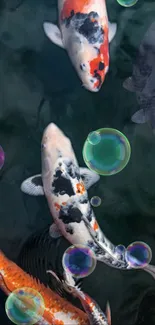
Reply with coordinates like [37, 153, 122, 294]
[5, 287, 45, 325]
[83, 128, 131, 176]
[116, 0, 138, 7]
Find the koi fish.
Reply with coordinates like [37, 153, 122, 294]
[0, 249, 89, 325]
[123, 22, 155, 131]
[43, 0, 117, 92]
[20, 122, 155, 278]
[47, 269, 111, 325]
[21, 123, 127, 268]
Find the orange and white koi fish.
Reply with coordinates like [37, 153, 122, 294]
[0, 250, 89, 325]
[43, 0, 117, 92]
[47, 270, 111, 325]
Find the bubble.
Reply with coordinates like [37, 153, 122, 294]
[83, 128, 131, 176]
[87, 131, 101, 145]
[115, 245, 126, 254]
[125, 241, 152, 268]
[62, 244, 97, 278]
[90, 196, 102, 207]
[0, 145, 5, 170]
[116, 0, 138, 7]
[5, 287, 45, 325]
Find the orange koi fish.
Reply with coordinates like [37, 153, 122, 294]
[0, 250, 89, 325]
[43, 0, 117, 92]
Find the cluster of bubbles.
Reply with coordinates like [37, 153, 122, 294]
[62, 244, 97, 279]
[0, 145, 5, 170]
[62, 241, 152, 280]
[90, 196, 102, 207]
[115, 241, 152, 268]
[83, 128, 131, 176]
[5, 287, 45, 325]
[116, 0, 138, 7]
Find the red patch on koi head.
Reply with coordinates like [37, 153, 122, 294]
[89, 25, 109, 90]
[61, 0, 92, 20]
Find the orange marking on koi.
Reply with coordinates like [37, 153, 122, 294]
[76, 182, 85, 194]
[54, 202, 61, 211]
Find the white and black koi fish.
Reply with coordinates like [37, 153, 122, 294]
[43, 0, 117, 92]
[21, 123, 155, 278]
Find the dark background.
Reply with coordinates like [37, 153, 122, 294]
[0, 0, 155, 324]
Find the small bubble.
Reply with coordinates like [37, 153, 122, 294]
[62, 244, 97, 279]
[90, 196, 102, 207]
[115, 245, 126, 254]
[87, 131, 101, 145]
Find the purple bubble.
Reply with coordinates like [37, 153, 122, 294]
[0, 146, 5, 170]
[125, 241, 152, 268]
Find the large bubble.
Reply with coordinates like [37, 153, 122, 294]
[62, 244, 97, 279]
[0, 145, 5, 170]
[116, 0, 138, 7]
[5, 287, 45, 325]
[83, 128, 131, 176]
[125, 241, 152, 268]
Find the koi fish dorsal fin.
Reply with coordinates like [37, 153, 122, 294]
[43, 22, 65, 48]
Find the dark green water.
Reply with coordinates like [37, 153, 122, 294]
[0, 0, 155, 325]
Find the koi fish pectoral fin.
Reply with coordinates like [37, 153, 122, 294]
[20, 174, 44, 196]
[123, 76, 135, 92]
[0, 274, 11, 296]
[49, 223, 62, 239]
[131, 109, 149, 124]
[80, 167, 100, 190]
[43, 22, 65, 48]
[20, 167, 99, 196]
[108, 21, 117, 43]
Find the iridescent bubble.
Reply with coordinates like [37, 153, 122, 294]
[0, 145, 5, 170]
[62, 244, 97, 278]
[90, 196, 102, 207]
[88, 131, 101, 145]
[115, 245, 126, 254]
[83, 128, 131, 176]
[5, 287, 45, 325]
[125, 241, 152, 268]
[116, 0, 138, 7]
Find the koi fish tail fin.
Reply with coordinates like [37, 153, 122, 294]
[144, 264, 155, 280]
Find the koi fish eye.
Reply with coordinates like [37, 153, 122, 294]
[41, 143, 46, 150]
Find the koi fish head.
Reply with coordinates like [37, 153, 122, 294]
[62, 11, 109, 92]
[41, 123, 82, 197]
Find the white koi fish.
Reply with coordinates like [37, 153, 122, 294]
[21, 123, 155, 279]
[43, 0, 117, 92]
